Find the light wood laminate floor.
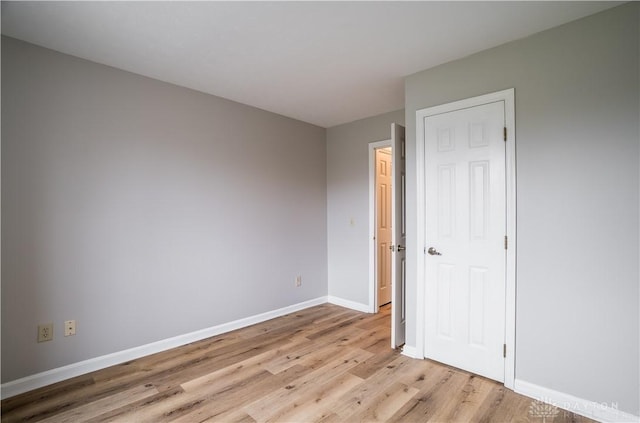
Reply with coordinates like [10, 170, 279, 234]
[2, 304, 593, 422]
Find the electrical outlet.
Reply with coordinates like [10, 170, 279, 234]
[295, 275, 302, 287]
[38, 323, 53, 343]
[64, 320, 76, 336]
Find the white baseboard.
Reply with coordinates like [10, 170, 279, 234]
[514, 379, 639, 423]
[1, 296, 328, 400]
[327, 295, 371, 313]
[401, 345, 419, 359]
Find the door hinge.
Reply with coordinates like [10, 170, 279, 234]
[503, 127, 507, 142]
[503, 344, 507, 358]
[504, 235, 508, 250]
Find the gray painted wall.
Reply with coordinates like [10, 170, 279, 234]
[326, 110, 404, 306]
[2, 37, 328, 383]
[404, 3, 639, 415]
[2, 3, 638, 416]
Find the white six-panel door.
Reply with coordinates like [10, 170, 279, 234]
[423, 101, 506, 382]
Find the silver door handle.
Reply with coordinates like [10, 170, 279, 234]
[427, 247, 442, 256]
[397, 245, 406, 251]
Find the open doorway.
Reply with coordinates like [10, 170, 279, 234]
[369, 139, 392, 313]
[375, 146, 393, 308]
[369, 123, 406, 350]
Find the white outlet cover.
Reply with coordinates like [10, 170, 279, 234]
[38, 323, 53, 342]
[64, 320, 76, 336]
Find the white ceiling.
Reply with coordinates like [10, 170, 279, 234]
[1, 1, 621, 128]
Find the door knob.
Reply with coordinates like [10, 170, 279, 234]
[397, 245, 406, 251]
[427, 247, 442, 256]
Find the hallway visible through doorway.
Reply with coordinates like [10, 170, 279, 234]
[375, 146, 392, 308]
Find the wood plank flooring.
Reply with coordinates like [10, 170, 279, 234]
[2, 304, 593, 422]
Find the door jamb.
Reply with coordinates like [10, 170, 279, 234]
[415, 88, 516, 389]
[368, 139, 392, 314]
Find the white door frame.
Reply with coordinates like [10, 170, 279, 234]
[369, 139, 392, 313]
[415, 88, 516, 389]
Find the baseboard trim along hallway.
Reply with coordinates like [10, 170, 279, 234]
[327, 295, 370, 313]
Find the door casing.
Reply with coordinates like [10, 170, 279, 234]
[415, 88, 516, 389]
